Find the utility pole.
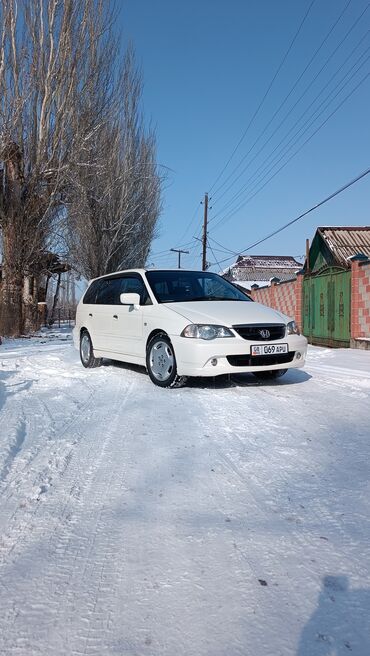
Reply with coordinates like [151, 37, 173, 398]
[170, 248, 189, 269]
[202, 192, 208, 271]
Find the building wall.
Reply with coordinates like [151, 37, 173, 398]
[351, 259, 370, 347]
[250, 277, 303, 327]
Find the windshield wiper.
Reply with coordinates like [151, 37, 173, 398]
[170, 295, 240, 302]
[196, 296, 241, 301]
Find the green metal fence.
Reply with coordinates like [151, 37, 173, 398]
[303, 268, 351, 347]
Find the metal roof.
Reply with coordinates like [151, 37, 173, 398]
[318, 227, 370, 266]
[231, 268, 299, 282]
[225, 254, 302, 282]
[235, 255, 302, 269]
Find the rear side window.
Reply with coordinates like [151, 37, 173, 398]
[83, 280, 101, 304]
[95, 279, 117, 305]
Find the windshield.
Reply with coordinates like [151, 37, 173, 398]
[145, 270, 252, 303]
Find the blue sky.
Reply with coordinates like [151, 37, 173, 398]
[119, 0, 370, 270]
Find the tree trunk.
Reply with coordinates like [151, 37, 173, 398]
[0, 222, 24, 336]
[23, 275, 41, 334]
[48, 272, 62, 327]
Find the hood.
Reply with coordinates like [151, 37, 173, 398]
[165, 300, 290, 326]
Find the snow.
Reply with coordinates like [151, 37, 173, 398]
[1, 330, 370, 655]
[233, 280, 265, 290]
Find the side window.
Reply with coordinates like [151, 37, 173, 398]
[109, 278, 125, 305]
[95, 279, 116, 305]
[83, 279, 101, 304]
[118, 276, 151, 305]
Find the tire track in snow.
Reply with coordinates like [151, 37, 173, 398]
[0, 417, 27, 484]
[0, 375, 137, 655]
[195, 381, 368, 640]
[0, 358, 103, 498]
[306, 363, 370, 380]
[0, 353, 111, 569]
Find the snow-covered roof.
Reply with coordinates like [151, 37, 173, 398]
[235, 255, 302, 269]
[232, 280, 270, 290]
[224, 254, 302, 283]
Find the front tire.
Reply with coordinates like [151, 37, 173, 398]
[80, 330, 102, 369]
[253, 368, 287, 380]
[146, 333, 187, 388]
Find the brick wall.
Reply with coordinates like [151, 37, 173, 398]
[351, 258, 370, 343]
[249, 261, 370, 348]
[250, 276, 303, 327]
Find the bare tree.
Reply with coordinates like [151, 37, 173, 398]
[0, 0, 146, 335]
[66, 47, 162, 281]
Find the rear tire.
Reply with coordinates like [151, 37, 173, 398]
[80, 330, 102, 369]
[253, 369, 287, 380]
[146, 333, 187, 388]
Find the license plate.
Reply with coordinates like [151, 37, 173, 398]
[251, 343, 288, 356]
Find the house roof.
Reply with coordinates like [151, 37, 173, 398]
[235, 255, 302, 269]
[225, 254, 302, 282]
[316, 227, 370, 266]
[0, 251, 70, 280]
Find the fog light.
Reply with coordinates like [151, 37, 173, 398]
[211, 358, 218, 366]
[296, 352, 302, 359]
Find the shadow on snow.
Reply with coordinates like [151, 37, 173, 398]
[297, 575, 370, 655]
[101, 359, 311, 389]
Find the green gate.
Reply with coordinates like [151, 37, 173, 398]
[302, 268, 351, 347]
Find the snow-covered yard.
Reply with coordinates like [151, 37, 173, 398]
[0, 330, 370, 656]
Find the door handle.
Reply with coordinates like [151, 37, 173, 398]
[89, 313, 93, 317]
[113, 314, 118, 319]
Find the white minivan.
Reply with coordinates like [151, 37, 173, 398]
[73, 269, 307, 387]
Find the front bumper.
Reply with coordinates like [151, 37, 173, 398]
[171, 334, 307, 377]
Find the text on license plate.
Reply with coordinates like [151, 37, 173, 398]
[251, 343, 288, 356]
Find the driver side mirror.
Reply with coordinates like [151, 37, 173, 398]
[120, 292, 140, 308]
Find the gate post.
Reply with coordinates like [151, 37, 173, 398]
[350, 253, 370, 347]
[296, 270, 304, 330]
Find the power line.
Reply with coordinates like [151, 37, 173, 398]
[210, 44, 370, 228]
[210, 66, 370, 231]
[149, 239, 196, 259]
[176, 200, 203, 245]
[184, 246, 203, 269]
[226, 33, 370, 212]
[173, 2, 369, 265]
[214, 166, 370, 266]
[211, 0, 355, 202]
[208, 0, 316, 194]
[210, 3, 370, 224]
[208, 235, 237, 255]
[207, 242, 223, 272]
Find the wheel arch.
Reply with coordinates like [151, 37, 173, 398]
[146, 328, 170, 351]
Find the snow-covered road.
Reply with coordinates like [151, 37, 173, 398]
[0, 333, 370, 655]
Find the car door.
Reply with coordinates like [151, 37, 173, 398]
[92, 278, 117, 352]
[80, 278, 109, 352]
[110, 275, 148, 357]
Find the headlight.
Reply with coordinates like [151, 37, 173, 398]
[286, 320, 300, 335]
[181, 324, 234, 339]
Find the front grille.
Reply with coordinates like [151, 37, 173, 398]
[227, 352, 295, 367]
[233, 323, 286, 341]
